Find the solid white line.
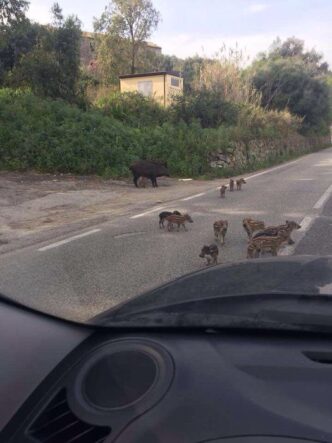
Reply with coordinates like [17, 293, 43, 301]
[298, 215, 315, 232]
[245, 159, 299, 181]
[38, 229, 101, 252]
[279, 215, 316, 256]
[313, 184, 332, 209]
[280, 179, 332, 256]
[130, 206, 165, 219]
[180, 192, 206, 201]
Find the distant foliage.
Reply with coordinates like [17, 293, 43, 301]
[0, 4, 82, 103]
[0, 0, 29, 25]
[252, 37, 331, 134]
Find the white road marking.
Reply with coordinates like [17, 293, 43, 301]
[313, 184, 332, 209]
[38, 229, 101, 252]
[298, 215, 315, 232]
[115, 231, 146, 239]
[130, 206, 165, 219]
[245, 159, 299, 181]
[313, 159, 332, 167]
[210, 209, 267, 215]
[279, 215, 316, 256]
[280, 181, 332, 256]
[180, 192, 206, 201]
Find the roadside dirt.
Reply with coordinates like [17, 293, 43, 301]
[0, 171, 221, 250]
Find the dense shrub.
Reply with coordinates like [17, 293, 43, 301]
[0, 88, 313, 178]
[169, 90, 240, 128]
[0, 89, 138, 175]
[96, 91, 168, 127]
[0, 89, 221, 176]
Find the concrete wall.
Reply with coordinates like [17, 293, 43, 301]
[120, 74, 183, 107]
[165, 75, 183, 107]
[120, 74, 166, 106]
[209, 134, 331, 169]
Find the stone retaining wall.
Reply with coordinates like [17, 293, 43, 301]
[209, 134, 331, 169]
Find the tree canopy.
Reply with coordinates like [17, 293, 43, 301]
[252, 37, 331, 134]
[0, 0, 29, 25]
[0, 2, 82, 103]
[94, 0, 160, 75]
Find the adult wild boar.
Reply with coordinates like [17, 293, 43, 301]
[129, 160, 170, 188]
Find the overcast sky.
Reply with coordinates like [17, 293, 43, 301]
[27, 0, 332, 66]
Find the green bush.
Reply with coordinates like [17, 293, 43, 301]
[0, 89, 215, 176]
[0, 88, 314, 179]
[96, 91, 168, 128]
[169, 89, 240, 128]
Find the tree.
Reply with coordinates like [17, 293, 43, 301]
[193, 48, 260, 107]
[0, 19, 39, 83]
[181, 56, 204, 93]
[94, 0, 160, 74]
[7, 3, 82, 103]
[94, 31, 132, 85]
[51, 2, 63, 26]
[0, 0, 29, 25]
[0, 0, 33, 83]
[252, 37, 331, 133]
[52, 10, 82, 101]
[261, 36, 329, 75]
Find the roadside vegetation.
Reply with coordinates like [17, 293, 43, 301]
[0, 0, 331, 179]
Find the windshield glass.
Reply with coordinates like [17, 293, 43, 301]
[0, 0, 331, 325]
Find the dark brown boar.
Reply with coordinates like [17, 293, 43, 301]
[129, 160, 170, 188]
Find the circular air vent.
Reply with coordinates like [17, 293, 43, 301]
[69, 339, 174, 424]
[83, 350, 157, 409]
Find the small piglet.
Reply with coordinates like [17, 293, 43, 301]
[236, 178, 246, 190]
[159, 210, 181, 228]
[199, 244, 219, 266]
[220, 185, 227, 198]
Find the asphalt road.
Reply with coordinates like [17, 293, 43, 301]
[1, 147, 332, 322]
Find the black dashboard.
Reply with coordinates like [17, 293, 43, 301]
[2, 297, 332, 443]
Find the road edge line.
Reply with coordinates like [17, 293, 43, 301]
[38, 228, 101, 252]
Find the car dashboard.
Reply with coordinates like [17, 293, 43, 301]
[1, 298, 332, 443]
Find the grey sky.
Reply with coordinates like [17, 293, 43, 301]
[27, 0, 332, 65]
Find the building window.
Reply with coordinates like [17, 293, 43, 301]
[137, 80, 153, 97]
[171, 77, 180, 87]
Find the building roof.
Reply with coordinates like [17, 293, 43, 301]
[119, 71, 181, 79]
[82, 31, 94, 39]
[144, 41, 162, 50]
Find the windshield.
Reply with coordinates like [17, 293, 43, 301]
[0, 0, 331, 326]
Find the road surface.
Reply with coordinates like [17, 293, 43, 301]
[0, 147, 332, 322]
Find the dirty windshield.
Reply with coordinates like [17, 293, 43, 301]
[0, 0, 331, 324]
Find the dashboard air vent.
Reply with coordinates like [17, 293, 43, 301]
[27, 389, 111, 443]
